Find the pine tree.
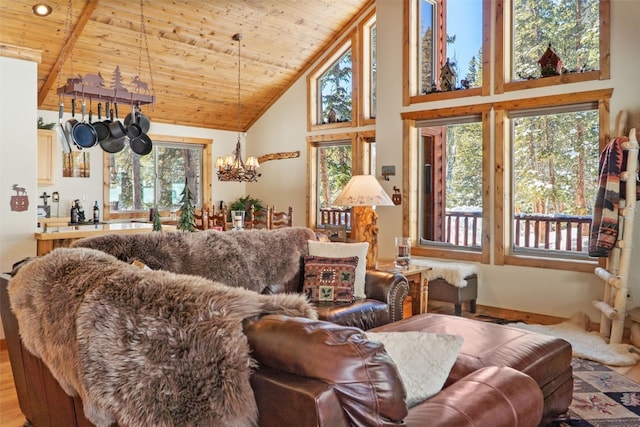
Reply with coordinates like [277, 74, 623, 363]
[177, 179, 196, 232]
[152, 207, 163, 231]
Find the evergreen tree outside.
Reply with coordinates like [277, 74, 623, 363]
[319, 50, 352, 123]
[513, 0, 599, 80]
[318, 144, 352, 209]
[177, 179, 196, 232]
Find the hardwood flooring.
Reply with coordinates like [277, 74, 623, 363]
[1, 302, 639, 427]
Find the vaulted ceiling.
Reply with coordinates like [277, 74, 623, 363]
[0, 0, 371, 131]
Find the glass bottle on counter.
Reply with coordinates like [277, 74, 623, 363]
[70, 201, 79, 224]
[93, 201, 100, 224]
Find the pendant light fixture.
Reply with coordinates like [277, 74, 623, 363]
[216, 33, 260, 182]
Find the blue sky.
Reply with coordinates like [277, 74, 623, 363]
[447, 1, 483, 77]
[420, 0, 483, 79]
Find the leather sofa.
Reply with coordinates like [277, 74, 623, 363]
[247, 314, 573, 427]
[1, 267, 571, 427]
[70, 228, 409, 330]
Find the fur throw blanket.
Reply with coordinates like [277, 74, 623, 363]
[411, 259, 478, 288]
[71, 227, 321, 293]
[9, 247, 316, 427]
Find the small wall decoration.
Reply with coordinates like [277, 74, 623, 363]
[10, 184, 29, 212]
[63, 152, 90, 178]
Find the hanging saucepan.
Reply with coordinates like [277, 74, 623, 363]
[93, 102, 110, 143]
[56, 103, 72, 153]
[72, 101, 98, 149]
[130, 125, 153, 156]
[124, 104, 150, 134]
[99, 108, 126, 153]
[64, 98, 79, 149]
[108, 102, 127, 140]
[126, 98, 143, 139]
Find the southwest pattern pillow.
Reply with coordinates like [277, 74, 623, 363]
[302, 255, 358, 303]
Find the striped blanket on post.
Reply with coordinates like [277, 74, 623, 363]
[588, 136, 640, 257]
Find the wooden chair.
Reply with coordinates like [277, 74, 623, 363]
[247, 205, 270, 229]
[194, 208, 209, 230]
[207, 207, 228, 231]
[269, 206, 293, 229]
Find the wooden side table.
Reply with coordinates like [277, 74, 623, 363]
[377, 263, 431, 318]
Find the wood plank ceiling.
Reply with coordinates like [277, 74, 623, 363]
[0, 0, 370, 131]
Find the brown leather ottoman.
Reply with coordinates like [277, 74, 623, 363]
[371, 314, 573, 426]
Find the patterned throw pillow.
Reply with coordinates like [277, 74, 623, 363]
[302, 255, 359, 303]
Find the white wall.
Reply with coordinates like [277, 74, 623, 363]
[1, 56, 38, 273]
[247, 0, 640, 321]
[0, 54, 39, 340]
[35, 110, 248, 218]
[0, 1, 638, 332]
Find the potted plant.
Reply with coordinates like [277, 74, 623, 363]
[229, 195, 264, 219]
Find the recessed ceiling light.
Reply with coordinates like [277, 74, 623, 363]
[32, 3, 52, 17]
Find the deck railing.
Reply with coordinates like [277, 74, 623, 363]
[319, 207, 593, 253]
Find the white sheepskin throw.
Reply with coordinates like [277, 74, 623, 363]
[411, 259, 478, 288]
[365, 331, 463, 407]
[9, 247, 317, 427]
[71, 227, 320, 293]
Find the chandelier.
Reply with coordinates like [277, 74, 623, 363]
[216, 33, 260, 182]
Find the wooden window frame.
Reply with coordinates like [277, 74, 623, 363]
[495, 0, 610, 94]
[306, 131, 373, 230]
[359, 10, 377, 126]
[103, 134, 212, 221]
[307, 30, 359, 131]
[403, 0, 490, 106]
[493, 89, 612, 273]
[401, 104, 492, 264]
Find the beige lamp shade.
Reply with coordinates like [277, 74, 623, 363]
[333, 175, 394, 207]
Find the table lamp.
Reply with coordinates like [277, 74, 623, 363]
[333, 175, 394, 268]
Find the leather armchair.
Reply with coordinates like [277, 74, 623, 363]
[276, 263, 409, 330]
[312, 270, 409, 330]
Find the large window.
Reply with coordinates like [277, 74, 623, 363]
[509, 106, 600, 256]
[308, 37, 355, 130]
[497, 0, 609, 92]
[317, 142, 353, 212]
[307, 132, 375, 231]
[104, 134, 212, 221]
[407, 0, 485, 103]
[512, 0, 600, 81]
[416, 118, 484, 251]
[360, 11, 377, 123]
[317, 49, 353, 124]
[494, 89, 611, 271]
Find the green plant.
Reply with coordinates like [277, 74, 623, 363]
[37, 117, 55, 130]
[229, 195, 264, 217]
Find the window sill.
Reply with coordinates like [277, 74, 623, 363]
[503, 253, 602, 273]
[502, 70, 602, 93]
[412, 246, 484, 263]
[410, 87, 482, 104]
[309, 121, 356, 132]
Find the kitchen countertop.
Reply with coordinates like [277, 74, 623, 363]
[35, 222, 176, 240]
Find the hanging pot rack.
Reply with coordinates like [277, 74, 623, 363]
[56, 0, 155, 107]
[56, 74, 155, 106]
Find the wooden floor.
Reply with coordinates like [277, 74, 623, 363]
[1, 302, 640, 427]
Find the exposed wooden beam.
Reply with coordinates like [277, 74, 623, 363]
[37, 0, 100, 106]
[257, 151, 300, 164]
